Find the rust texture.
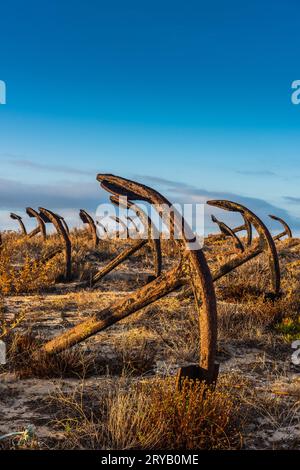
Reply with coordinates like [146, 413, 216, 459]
[79, 209, 99, 247]
[40, 174, 218, 386]
[269, 214, 293, 241]
[211, 214, 244, 252]
[207, 200, 281, 295]
[26, 207, 47, 241]
[10, 213, 27, 235]
[39, 207, 72, 282]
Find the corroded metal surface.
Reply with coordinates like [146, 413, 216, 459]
[39, 207, 72, 282]
[40, 174, 218, 386]
[10, 213, 27, 235]
[269, 214, 293, 241]
[79, 209, 99, 247]
[211, 214, 244, 252]
[208, 200, 281, 295]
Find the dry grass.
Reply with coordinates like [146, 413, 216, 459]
[1, 230, 300, 449]
[4, 331, 95, 379]
[0, 237, 58, 295]
[0, 229, 159, 294]
[49, 376, 241, 450]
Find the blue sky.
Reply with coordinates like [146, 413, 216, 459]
[1, 0, 300, 234]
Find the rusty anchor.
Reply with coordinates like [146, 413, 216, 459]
[39, 174, 219, 387]
[7, 208, 62, 270]
[79, 209, 99, 248]
[209, 211, 252, 248]
[10, 213, 27, 236]
[38, 208, 72, 282]
[211, 214, 244, 252]
[207, 200, 281, 296]
[222, 213, 291, 245]
[269, 214, 293, 241]
[26, 207, 47, 241]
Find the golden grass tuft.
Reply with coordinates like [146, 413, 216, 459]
[50, 376, 241, 450]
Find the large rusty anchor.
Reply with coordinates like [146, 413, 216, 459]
[38, 208, 72, 282]
[91, 194, 162, 286]
[39, 174, 218, 387]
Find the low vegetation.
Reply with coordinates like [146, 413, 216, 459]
[1, 229, 300, 449]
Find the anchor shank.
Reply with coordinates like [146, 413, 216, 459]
[41, 263, 185, 355]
